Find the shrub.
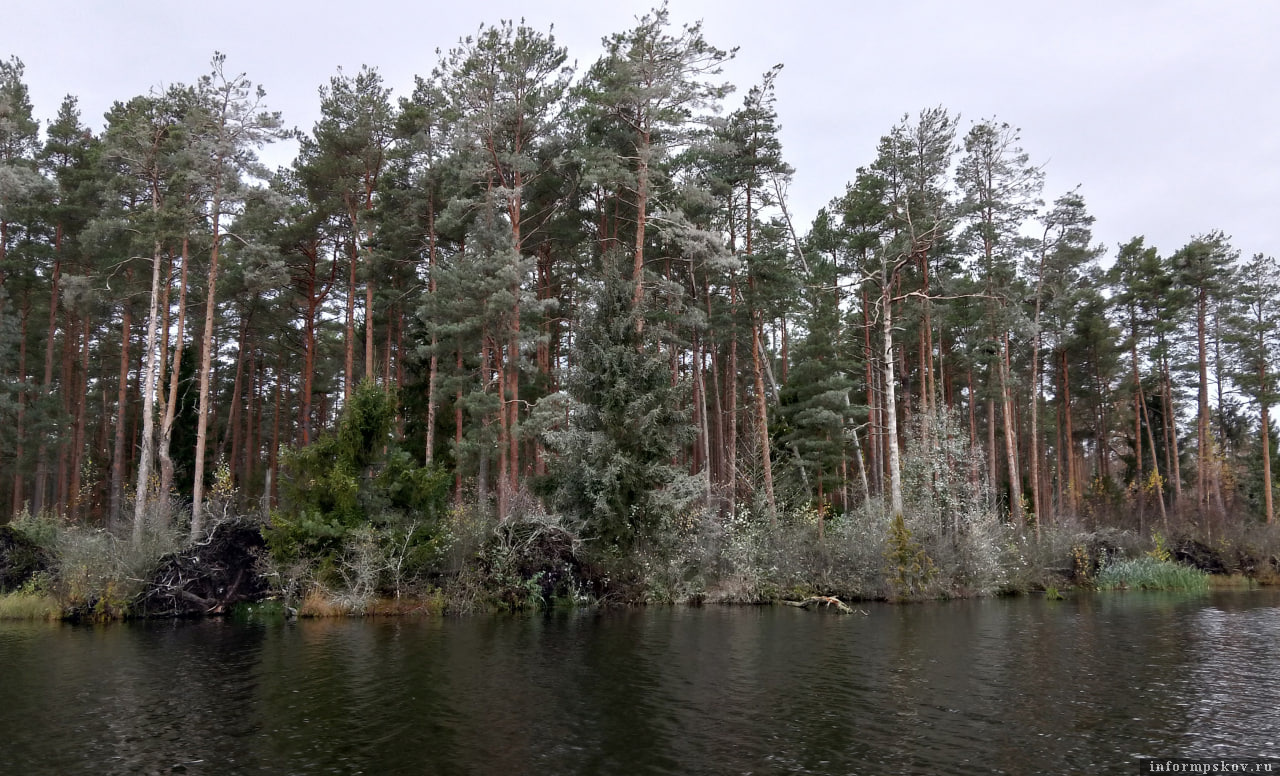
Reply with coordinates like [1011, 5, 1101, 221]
[469, 509, 593, 611]
[0, 522, 52, 592]
[884, 513, 937, 599]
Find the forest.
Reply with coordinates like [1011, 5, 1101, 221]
[1, 7, 1278, 615]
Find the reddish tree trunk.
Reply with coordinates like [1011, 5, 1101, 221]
[69, 317, 90, 521]
[11, 306, 29, 515]
[109, 299, 133, 528]
[33, 242, 62, 516]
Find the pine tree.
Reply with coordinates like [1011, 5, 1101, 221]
[1029, 190, 1104, 529]
[32, 96, 99, 516]
[579, 3, 734, 326]
[1172, 231, 1237, 526]
[1225, 253, 1280, 524]
[0, 56, 45, 303]
[1108, 236, 1169, 528]
[189, 53, 284, 538]
[296, 65, 393, 407]
[395, 75, 451, 467]
[721, 65, 795, 523]
[0, 56, 51, 514]
[955, 118, 1042, 522]
[434, 20, 571, 518]
[864, 107, 957, 521]
[101, 85, 198, 542]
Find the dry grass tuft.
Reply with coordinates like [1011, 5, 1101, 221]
[297, 587, 354, 617]
[0, 592, 63, 620]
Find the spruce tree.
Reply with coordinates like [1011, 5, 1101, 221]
[545, 256, 697, 550]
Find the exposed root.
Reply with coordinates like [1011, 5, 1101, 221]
[133, 520, 267, 617]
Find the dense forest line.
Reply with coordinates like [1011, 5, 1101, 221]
[1, 9, 1278, 610]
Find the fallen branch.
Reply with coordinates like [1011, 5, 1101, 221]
[784, 596, 865, 615]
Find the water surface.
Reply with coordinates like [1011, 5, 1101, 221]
[2, 590, 1278, 774]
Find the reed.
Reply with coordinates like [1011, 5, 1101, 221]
[1095, 557, 1209, 592]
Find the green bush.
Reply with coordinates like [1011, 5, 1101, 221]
[266, 379, 450, 598]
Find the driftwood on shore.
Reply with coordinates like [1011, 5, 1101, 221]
[783, 596, 867, 615]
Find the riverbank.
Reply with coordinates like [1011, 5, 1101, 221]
[2, 510, 1278, 622]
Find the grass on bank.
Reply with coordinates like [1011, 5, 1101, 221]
[0, 590, 63, 620]
[1209, 574, 1258, 589]
[1095, 556, 1210, 592]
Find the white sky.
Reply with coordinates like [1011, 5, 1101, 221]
[6, 1, 1278, 263]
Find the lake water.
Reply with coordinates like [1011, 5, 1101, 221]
[2, 590, 1279, 775]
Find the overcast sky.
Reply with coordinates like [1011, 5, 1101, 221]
[7, 1, 1278, 263]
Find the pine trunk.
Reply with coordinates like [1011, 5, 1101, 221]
[1138, 382, 1169, 529]
[1063, 353, 1078, 516]
[345, 247, 356, 402]
[1000, 336, 1023, 524]
[1131, 334, 1144, 531]
[301, 285, 319, 445]
[33, 242, 61, 516]
[1162, 355, 1183, 502]
[751, 311, 777, 524]
[56, 309, 75, 514]
[725, 269, 742, 514]
[455, 348, 464, 501]
[631, 129, 650, 327]
[365, 278, 375, 385]
[159, 238, 189, 499]
[268, 349, 284, 508]
[70, 317, 90, 521]
[694, 333, 711, 503]
[1196, 290, 1210, 522]
[191, 168, 227, 539]
[425, 204, 439, 465]
[132, 238, 165, 544]
[882, 287, 904, 520]
[864, 288, 879, 494]
[494, 335, 509, 522]
[1263, 397, 1274, 524]
[109, 299, 132, 528]
[12, 306, 28, 516]
[224, 317, 249, 487]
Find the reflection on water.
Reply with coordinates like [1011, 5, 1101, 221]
[2, 590, 1278, 775]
